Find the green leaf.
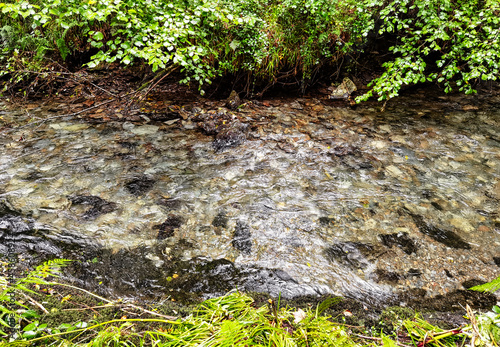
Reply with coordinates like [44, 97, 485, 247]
[21, 310, 40, 319]
[23, 322, 38, 331]
[470, 276, 500, 293]
[93, 31, 104, 41]
[75, 321, 88, 329]
[22, 330, 38, 339]
[382, 335, 397, 347]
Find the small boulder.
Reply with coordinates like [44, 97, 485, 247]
[225, 90, 241, 110]
[329, 77, 357, 100]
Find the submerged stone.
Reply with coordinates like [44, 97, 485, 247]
[406, 290, 497, 312]
[170, 258, 238, 296]
[0, 214, 34, 235]
[125, 176, 155, 196]
[130, 124, 159, 135]
[379, 232, 417, 255]
[213, 123, 246, 152]
[0, 212, 64, 256]
[406, 268, 422, 277]
[407, 212, 471, 249]
[324, 242, 377, 269]
[68, 195, 117, 220]
[232, 221, 252, 254]
[212, 211, 228, 228]
[461, 279, 485, 289]
[374, 268, 401, 284]
[155, 215, 183, 240]
[318, 217, 335, 226]
[157, 198, 183, 210]
[493, 257, 500, 267]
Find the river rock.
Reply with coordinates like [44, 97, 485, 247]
[492, 180, 500, 199]
[131, 125, 159, 135]
[155, 215, 183, 240]
[213, 121, 247, 152]
[232, 221, 251, 254]
[449, 216, 475, 233]
[407, 212, 471, 249]
[63, 123, 89, 131]
[386, 165, 403, 177]
[225, 90, 241, 110]
[125, 176, 156, 196]
[324, 242, 377, 269]
[329, 78, 357, 100]
[371, 140, 387, 149]
[379, 232, 417, 254]
[68, 195, 117, 220]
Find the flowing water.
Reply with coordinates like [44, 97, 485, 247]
[1, 90, 500, 304]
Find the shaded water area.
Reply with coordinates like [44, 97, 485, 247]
[1, 89, 500, 307]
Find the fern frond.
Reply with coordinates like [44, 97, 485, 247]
[16, 258, 71, 287]
[470, 276, 500, 293]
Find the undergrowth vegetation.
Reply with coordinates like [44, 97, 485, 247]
[1, 260, 500, 346]
[0, 0, 499, 100]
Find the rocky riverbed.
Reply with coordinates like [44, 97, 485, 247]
[1, 88, 499, 308]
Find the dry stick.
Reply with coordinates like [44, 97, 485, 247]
[2, 67, 142, 133]
[48, 281, 113, 304]
[8, 88, 140, 133]
[125, 303, 177, 320]
[27, 318, 182, 344]
[16, 69, 113, 97]
[355, 334, 407, 347]
[62, 303, 177, 320]
[466, 304, 481, 345]
[50, 281, 177, 320]
[4, 66, 174, 134]
[132, 65, 179, 106]
[2, 98, 115, 134]
[63, 304, 118, 311]
[19, 292, 49, 314]
[63, 299, 102, 315]
[56, 74, 115, 97]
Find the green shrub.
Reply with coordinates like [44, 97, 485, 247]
[0, 0, 371, 95]
[1, 0, 499, 99]
[358, 0, 500, 101]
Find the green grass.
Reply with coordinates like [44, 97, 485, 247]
[2, 261, 500, 346]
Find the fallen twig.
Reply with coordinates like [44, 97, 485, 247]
[49, 281, 113, 304]
[355, 334, 407, 347]
[20, 292, 49, 314]
[125, 303, 177, 321]
[129, 65, 179, 107]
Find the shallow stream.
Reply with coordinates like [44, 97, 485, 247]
[1, 90, 499, 305]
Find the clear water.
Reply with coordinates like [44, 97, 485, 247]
[1, 93, 499, 301]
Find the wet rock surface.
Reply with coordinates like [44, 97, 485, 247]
[1, 87, 500, 308]
[192, 109, 247, 151]
[232, 221, 252, 254]
[155, 215, 183, 240]
[125, 175, 156, 196]
[324, 242, 381, 270]
[69, 195, 117, 220]
[379, 232, 417, 255]
[407, 211, 471, 249]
